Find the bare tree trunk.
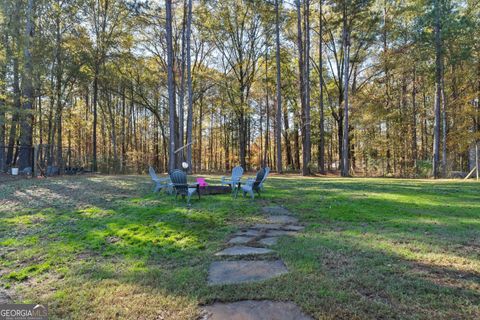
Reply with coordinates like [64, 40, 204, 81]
[6, 2, 21, 167]
[302, 0, 311, 175]
[107, 94, 118, 172]
[92, 68, 98, 172]
[477, 58, 480, 172]
[275, 0, 283, 173]
[91, 0, 110, 172]
[209, 110, 214, 170]
[411, 66, 418, 174]
[328, 119, 333, 170]
[121, 86, 126, 172]
[432, 0, 442, 179]
[185, 0, 193, 173]
[383, 0, 391, 174]
[441, 74, 447, 177]
[159, 98, 168, 172]
[333, 88, 344, 173]
[223, 115, 229, 172]
[0, 32, 7, 171]
[197, 98, 203, 171]
[341, 6, 350, 177]
[166, 0, 176, 172]
[260, 98, 264, 166]
[283, 103, 293, 169]
[318, 0, 325, 174]
[304, 0, 312, 175]
[294, 115, 301, 171]
[100, 103, 108, 172]
[54, 13, 63, 172]
[263, 45, 270, 168]
[239, 112, 247, 169]
[296, 0, 307, 175]
[422, 91, 428, 159]
[400, 75, 407, 176]
[178, 0, 188, 162]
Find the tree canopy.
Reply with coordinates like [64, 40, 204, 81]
[0, 0, 479, 177]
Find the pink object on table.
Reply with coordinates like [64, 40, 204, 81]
[197, 177, 208, 187]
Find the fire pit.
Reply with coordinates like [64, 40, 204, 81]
[198, 185, 232, 195]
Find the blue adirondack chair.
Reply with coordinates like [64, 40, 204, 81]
[149, 166, 173, 193]
[169, 169, 200, 204]
[221, 166, 244, 193]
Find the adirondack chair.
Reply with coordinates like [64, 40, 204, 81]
[169, 169, 200, 204]
[259, 167, 270, 191]
[221, 166, 244, 192]
[240, 167, 269, 200]
[149, 166, 173, 193]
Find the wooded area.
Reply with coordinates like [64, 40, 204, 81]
[0, 0, 479, 178]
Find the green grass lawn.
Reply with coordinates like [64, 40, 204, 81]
[0, 175, 479, 319]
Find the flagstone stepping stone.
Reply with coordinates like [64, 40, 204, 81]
[262, 206, 293, 216]
[266, 230, 298, 237]
[282, 225, 305, 231]
[215, 245, 273, 256]
[201, 300, 313, 320]
[234, 229, 263, 237]
[266, 215, 298, 224]
[228, 236, 256, 245]
[258, 237, 278, 246]
[208, 260, 288, 285]
[251, 223, 283, 230]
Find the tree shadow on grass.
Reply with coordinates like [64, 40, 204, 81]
[0, 175, 157, 215]
[1, 176, 479, 319]
[1, 203, 233, 281]
[61, 223, 479, 319]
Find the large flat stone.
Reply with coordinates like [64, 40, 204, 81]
[266, 230, 298, 237]
[202, 300, 313, 320]
[234, 229, 263, 237]
[258, 237, 278, 246]
[208, 260, 288, 285]
[282, 225, 305, 231]
[215, 245, 273, 256]
[262, 206, 293, 216]
[251, 223, 283, 230]
[266, 215, 298, 224]
[228, 236, 256, 245]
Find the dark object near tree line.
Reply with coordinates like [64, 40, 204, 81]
[64, 167, 85, 175]
[46, 166, 59, 176]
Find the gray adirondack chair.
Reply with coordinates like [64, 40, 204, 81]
[169, 169, 200, 204]
[149, 166, 173, 193]
[221, 165, 244, 192]
[240, 167, 269, 200]
[259, 167, 270, 191]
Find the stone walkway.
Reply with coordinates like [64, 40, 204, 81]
[202, 300, 312, 320]
[202, 206, 313, 320]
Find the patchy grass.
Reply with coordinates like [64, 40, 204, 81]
[0, 174, 479, 319]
